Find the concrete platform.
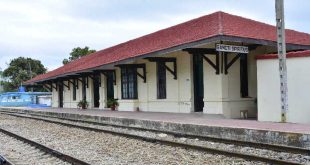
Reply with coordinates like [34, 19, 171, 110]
[1, 107, 310, 149]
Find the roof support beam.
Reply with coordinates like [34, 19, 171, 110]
[87, 73, 98, 81]
[58, 76, 79, 89]
[67, 79, 74, 87]
[136, 69, 146, 83]
[88, 73, 101, 87]
[202, 53, 220, 74]
[116, 64, 146, 83]
[65, 78, 78, 90]
[76, 77, 83, 84]
[183, 48, 217, 55]
[184, 48, 220, 74]
[50, 82, 57, 91]
[164, 63, 177, 80]
[35, 81, 51, 92]
[77, 74, 89, 88]
[98, 70, 116, 85]
[42, 84, 52, 92]
[55, 78, 70, 90]
[224, 53, 246, 74]
[247, 44, 261, 51]
[145, 57, 176, 62]
[146, 57, 177, 79]
[63, 80, 70, 90]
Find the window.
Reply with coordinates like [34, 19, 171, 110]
[73, 79, 77, 101]
[121, 67, 138, 99]
[240, 54, 248, 97]
[157, 62, 166, 99]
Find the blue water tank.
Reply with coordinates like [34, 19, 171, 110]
[18, 86, 26, 92]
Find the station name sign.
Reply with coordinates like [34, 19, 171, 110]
[216, 44, 249, 54]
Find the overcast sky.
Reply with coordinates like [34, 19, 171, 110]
[0, 0, 309, 71]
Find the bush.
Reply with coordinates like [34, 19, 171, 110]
[77, 99, 88, 109]
[107, 98, 119, 108]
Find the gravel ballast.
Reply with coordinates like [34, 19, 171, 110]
[9, 113, 310, 164]
[0, 131, 69, 165]
[0, 114, 266, 165]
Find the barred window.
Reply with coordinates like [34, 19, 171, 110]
[121, 67, 138, 99]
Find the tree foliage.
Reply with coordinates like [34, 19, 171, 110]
[1, 81, 15, 92]
[0, 70, 4, 93]
[63, 46, 96, 65]
[1, 57, 47, 91]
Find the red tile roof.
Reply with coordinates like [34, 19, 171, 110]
[26, 11, 310, 84]
[256, 50, 310, 60]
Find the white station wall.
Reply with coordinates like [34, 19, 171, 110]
[50, 44, 260, 119]
[203, 51, 257, 118]
[115, 51, 192, 113]
[114, 47, 258, 117]
[257, 56, 310, 124]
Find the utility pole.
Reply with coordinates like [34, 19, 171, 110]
[28, 61, 33, 92]
[275, 0, 288, 122]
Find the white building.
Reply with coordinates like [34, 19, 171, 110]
[25, 12, 310, 123]
[257, 50, 310, 124]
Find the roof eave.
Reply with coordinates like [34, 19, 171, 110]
[28, 35, 310, 84]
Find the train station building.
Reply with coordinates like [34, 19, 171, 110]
[25, 12, 310, 124]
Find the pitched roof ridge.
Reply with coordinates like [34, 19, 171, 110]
[222, 12, 310, 35]
[218, 11, 223, 35]
[221, 12, 277, 28]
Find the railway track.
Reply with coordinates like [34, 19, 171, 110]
[0, 154, 13, 165]
[0, 126, 90, 165]
[1, 110, 309, 165]
[2, 110, 308, 155]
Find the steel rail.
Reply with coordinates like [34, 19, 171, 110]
[0, 111, 305, 165]
[0, 127, 90, 165]
[0, 154, 13, 165]
[1, 110, 309, 155]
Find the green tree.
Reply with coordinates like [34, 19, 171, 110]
[0, 69, 4, 93]
[2, 57, 47, 91]
[1, 81, 15, 92]
[63, 46, 96, 65]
